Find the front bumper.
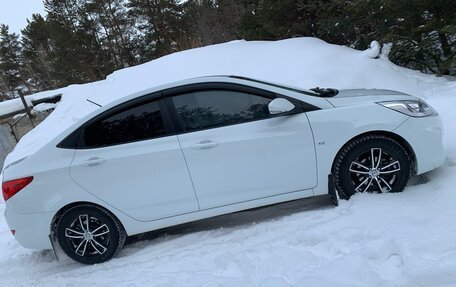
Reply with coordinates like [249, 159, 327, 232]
[4, 204, 53, 250]
[394, 115, 445, 175]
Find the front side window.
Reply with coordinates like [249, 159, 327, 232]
[172, 90, 273, 132]
[83, 100, 167, 148]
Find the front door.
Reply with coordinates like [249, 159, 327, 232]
[168, 89, 317, 209]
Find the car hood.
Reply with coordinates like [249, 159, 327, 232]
[325, 89, 416, 107]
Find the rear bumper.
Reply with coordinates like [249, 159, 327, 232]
[394, 115, 445, 174]
[4, 204, 53, 250]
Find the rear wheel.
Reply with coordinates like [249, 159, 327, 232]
[56, 204, 126, 264]
[333, 135, 411, 199]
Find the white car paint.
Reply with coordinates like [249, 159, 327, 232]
[70, 135, 200, 221]
[2, 76, 445, 250]
[177, 113, 316, 210]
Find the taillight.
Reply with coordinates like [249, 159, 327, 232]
[2, 176, 33, 201]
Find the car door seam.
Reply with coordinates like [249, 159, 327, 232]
[176, 135, 201, 210]
[305, 113, 319, 194]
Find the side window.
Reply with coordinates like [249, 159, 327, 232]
[172, 90, 273, 132]
[83, 100, 167, 148]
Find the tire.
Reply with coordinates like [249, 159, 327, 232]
[333, 135, 411, 199]
[56, 204, 126, 264]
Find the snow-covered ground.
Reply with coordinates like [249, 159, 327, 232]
[1, 38, 456, 286]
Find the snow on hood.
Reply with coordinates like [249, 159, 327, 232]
[2, 37, 449, 168]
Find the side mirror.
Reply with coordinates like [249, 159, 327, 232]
[268, 98, 295, 115]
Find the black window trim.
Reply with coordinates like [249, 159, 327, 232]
[57, 92, 177, 149]
[161, 82, 319, 134]
[57, 82, 320, 149]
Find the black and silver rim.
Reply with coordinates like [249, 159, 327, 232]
[349, 148, 401, 193]
[64, 214, 111, 257]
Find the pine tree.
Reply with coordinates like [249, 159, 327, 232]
[181, 0, 244, 47]
[82, 0, 138, 69]
[128, 0, 183, 60]
[236, 0, 266, 40]
[383, 0, 456, 75]
[0, 25, 23, 100]
[331, 0, 456, 75]
[181, 0, 220, 46]
[21, 14, 57, 90]
[44, 0, 108, 85]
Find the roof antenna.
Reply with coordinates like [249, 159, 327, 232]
[86, 99, 102, 107]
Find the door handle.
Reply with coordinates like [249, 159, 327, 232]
[190, 140, 220, 150]
[84, 157, 107, 167]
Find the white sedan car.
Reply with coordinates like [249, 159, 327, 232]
[2, 76, 445, 264]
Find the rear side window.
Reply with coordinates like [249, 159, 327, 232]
[83, 100, 167, 148]
[172, 90, 273, 132]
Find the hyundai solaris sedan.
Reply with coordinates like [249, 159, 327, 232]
[2, 76, 444, 264]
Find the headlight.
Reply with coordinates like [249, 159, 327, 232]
[377, 100, 437, 117]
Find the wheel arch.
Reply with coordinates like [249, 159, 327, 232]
[331, 130, 417, 175]
[50, 201, 126, 238]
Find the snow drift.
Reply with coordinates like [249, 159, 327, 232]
[1, 37, 456, 286]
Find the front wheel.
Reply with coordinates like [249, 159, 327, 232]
[56, 204, 126, 264]
[333, 135, 411, 198]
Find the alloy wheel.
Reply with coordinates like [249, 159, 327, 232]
[349, 147, 401, 193]
[64, 214, 111, 257]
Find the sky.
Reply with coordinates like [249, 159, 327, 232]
[0, 0, 45, 35]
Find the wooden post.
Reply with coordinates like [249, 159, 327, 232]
[17, 89, 35, 128]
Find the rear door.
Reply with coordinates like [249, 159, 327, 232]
[70, 95, 199, 221]
[165, 85, 317, 210]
